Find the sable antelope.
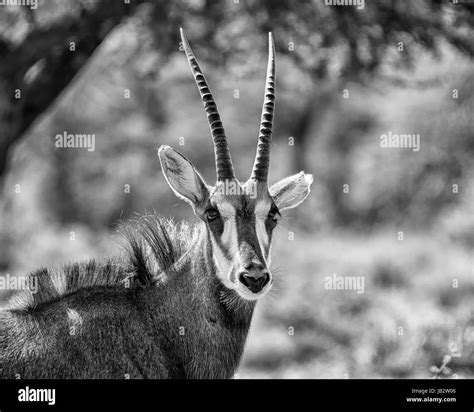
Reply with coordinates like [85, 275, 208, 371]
[0, 29, 312, 379]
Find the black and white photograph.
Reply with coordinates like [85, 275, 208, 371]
[0, 0, 473, 408]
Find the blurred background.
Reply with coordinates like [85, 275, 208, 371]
[0, 0, 473, 378]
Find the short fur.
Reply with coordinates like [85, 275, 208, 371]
[0, 31, 313, 379]
[0, 214, 255, 378]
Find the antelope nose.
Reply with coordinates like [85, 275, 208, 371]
[238, 271, 270, 293]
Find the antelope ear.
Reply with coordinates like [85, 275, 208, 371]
[158, 145, 209, 207]
[269, 172, 313, 211]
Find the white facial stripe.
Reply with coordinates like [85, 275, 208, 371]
[254, 200, 271, 221]
[254, 200, 271, 265]
[218, 203, 238, 256]
[216, 201, 235, 219]
[209, 203, 239, 287]
[210, 234, 234, 288]
[229, 217, 239, 273]
[256, 218, 270, 264]
[221, 216, 233, 248]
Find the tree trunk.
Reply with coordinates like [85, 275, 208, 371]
[0, 0, 148, 183]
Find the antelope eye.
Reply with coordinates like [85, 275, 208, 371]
[205, 209, 220, 222]
[267, 208, 279, 222]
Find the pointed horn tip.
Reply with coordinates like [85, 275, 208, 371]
[179, 28, 189, 44]
[268, 32, 275, 53]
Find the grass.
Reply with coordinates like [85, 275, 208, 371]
[1, 221, 472, 378]
[239, 227, 474, 378]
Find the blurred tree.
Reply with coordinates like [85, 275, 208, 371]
[1, 0, 473, 184]
[233, 0, 474, 224]
[1, 0, 473, 238]
[0, 0, 148, 183]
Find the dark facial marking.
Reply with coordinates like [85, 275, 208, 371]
[204, 202, 232, 261]
[264, 203, 279, 249]
[235, 210, 267, 268]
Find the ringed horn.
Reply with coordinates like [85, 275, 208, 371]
[251, 32, 275, 182]
[180, 28, 234, 181]
[180, 29, 276, 183]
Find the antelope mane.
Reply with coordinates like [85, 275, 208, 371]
[4, 213, 202, 311]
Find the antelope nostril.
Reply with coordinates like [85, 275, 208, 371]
[238, 272, 250, 288]
[238, 271, 270, 293]
[244, 262, 265, 271]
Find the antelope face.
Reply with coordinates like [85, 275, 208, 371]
[159, 147, 312, 300]
[157, 29, 313, 300]
[199, 180, 277, 299]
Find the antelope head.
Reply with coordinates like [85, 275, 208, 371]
[158, 29, 313, 301]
